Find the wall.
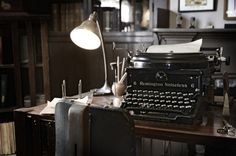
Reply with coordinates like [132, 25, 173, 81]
[169, 0, 236, 28]
[48, 32, 154, 98]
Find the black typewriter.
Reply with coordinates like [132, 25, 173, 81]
[121, 49, 229, 124]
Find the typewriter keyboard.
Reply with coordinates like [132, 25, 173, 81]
[122, 88, 201, 123]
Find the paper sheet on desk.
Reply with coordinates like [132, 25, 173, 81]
[146, 39, 202, 53]
[39, 96, 90, 115]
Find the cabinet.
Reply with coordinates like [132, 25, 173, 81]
[14, 105, 55, 156]
[0, 12, 50, 155]
[0, 13, 50, 122]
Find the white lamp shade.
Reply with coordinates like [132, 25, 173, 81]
[70, 27, 101, 50]
[70, 16, 101, 50]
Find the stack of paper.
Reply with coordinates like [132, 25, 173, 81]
[40, 96, 90, 115]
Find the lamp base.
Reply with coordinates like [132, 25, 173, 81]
[93, 81, 111, 96]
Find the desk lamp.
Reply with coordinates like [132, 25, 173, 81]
[70, 11, 111, 95]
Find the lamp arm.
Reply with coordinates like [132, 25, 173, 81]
[96, 20, 108, 82]
[94, 19, 111, 94]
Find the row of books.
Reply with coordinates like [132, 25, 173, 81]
[24, 94, 46, 107]
[100, 7, 120, 32]
[0, 122, 16, 155]
[50, 3, 121, 32]
[51, 2, 85, 32]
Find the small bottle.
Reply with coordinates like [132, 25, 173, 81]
[189, 17, 196, 29]
[176, 13, 183, 28]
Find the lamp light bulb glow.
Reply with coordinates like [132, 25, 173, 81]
[70, 28, 101, 50]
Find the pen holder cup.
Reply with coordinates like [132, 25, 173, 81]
[112, 82, 126, 97]
[112, 82, 126, 107]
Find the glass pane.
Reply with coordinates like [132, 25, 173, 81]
[134, 0, 150, 31]
[97, 0, 120, 32]
[0, 23, 13, 64]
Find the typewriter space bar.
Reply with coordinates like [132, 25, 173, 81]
[132, 112, 181, 122]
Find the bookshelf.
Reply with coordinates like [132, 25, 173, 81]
[49, 0, 169, 33]
[0, 12, 50, 155]
[0, 13, 50, 122]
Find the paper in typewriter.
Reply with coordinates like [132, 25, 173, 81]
[147, 39, 202, 53]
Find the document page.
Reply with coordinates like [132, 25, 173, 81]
[146, 39, 202, 53]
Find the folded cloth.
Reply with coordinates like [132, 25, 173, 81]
[68, 103, 88, 156]
[55, 101, 73, 156]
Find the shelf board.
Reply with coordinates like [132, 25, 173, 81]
[49, 31, 154, 43]
[152, 28, 236, 33]
[0, 64, 15, 69]
[21, 63, 43, 68]
[0, 12, 50, 21]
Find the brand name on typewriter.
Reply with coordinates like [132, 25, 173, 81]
[134, 81, 195, 88]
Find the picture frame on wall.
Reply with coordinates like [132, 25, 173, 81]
[224, 0, 236, 20]
[178, 0, 215, 12]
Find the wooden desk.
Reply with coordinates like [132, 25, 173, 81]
[14, 96, 236, 156]
[135, 107, 236, 146]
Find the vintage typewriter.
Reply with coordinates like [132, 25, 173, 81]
[121, 46, 229, 124]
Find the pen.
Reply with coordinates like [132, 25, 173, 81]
[117, 56, 120, 82]
[114, 68, 117, 82]
[62, 80, 66, 98]
[121, 57, 125, 77]
[118, 72, 127, 84]
[78, 79, 82, 98]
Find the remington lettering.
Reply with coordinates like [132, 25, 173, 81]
[164, 82, 188, 88]
[139, 81, 164, 87]
[138, 81, 188, 88]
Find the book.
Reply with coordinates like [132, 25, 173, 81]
[51, 3, 61, 31]
[0, 122, 16, 154]
[0, 36, 2, 64]
[0, 124, 2, 154]
[9, 122, 16, 153]
[65, 3, 70, 31]
[68, 3, 75, 31]
[1, 123, 8, 154]
[20, 35, 29, 64]
[73, 2, 83, 27]
[1, 74, 7, 107]
[60, 3, 66, 32]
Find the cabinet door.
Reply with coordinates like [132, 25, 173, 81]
[27, 117, 42, 156]
[0, 22, 20, 110]
[21, 20, 49, 106]
[0, 15, 50, 113]
[40, 119, 55, 156]
[27, 117, 55, 156]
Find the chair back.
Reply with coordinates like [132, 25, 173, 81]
[55, 101, 136, 156]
